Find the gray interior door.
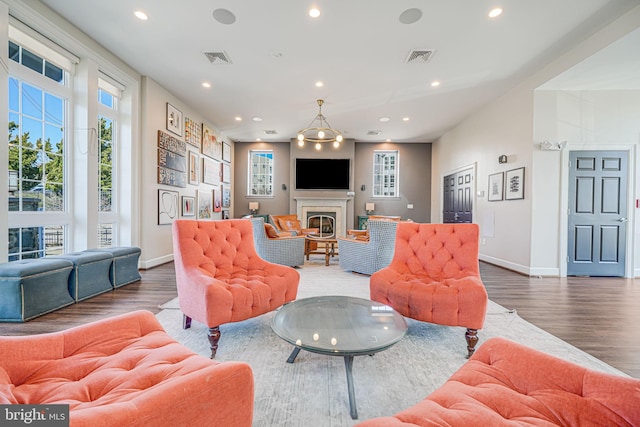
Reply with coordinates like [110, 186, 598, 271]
[443, 168, 473, 223]
[568, 151, 628, 276]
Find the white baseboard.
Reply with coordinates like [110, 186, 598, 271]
[479, 254, 560, 277]
[139, 253, 174, 270]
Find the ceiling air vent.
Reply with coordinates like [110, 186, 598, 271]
[367, 130, 382, 136]
[264, 130, 277, 135]
[405, 49, 435, 64]
[203, 51, 232, 64]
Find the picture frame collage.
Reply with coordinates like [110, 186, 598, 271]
[158, 102, 232, 224]
[488, 167, 525, 202]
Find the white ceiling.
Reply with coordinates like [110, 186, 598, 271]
[32, 0, 640, 143]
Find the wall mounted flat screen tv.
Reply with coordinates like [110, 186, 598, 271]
[295, 158, 350, 190]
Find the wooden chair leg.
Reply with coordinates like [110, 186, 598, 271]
[465, 328, 479, 358]
[182, 314, 192, 329]
[208, 326, 221, 359]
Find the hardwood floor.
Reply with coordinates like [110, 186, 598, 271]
[2, 261, 639, 378]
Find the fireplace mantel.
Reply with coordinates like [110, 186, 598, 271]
[295, 197, 350, 237]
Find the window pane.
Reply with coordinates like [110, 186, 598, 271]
[9, 77, 19, 111]
[44, 61, 64, 83]
[98, 224, 113, 248]
[45, 124, 63, 152]
[21, 48, 44, 75]
[248, 150, 273, 196]
[99, 89, 114, 108]
[45, 93, 64, 126]
[22, 83, 43, 119]
[8, 41, 19, 62]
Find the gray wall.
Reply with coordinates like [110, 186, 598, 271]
[234, 140, 432, 226]
[354, 142, 432, 223]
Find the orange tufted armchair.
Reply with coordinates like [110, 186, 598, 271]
[370, 222, 487, 357]
[172, 219, 300, 358]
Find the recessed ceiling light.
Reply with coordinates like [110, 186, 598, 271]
[212, 8, 236, 25]
[386, 139, 392, 142]
[309, 8, 321, 18]
[379, 117, 390, 122]
[488, 8, 503, 18]
[235, 116, 242, 121]
[134, 10, 148, 20]
[431, 81, 441, 87]
[252, 117, 263, 122]
[202, 82, 211, 88]
[256, 138, 262, 142]
[402, 117, 410, 121]
[315, 81, 324, 87]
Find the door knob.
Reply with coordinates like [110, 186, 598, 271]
[616, 217, 628, 223]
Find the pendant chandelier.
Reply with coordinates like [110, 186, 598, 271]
[297, 99, 343, 150]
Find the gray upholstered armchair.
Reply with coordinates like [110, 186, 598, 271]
[337, 219, 398, 275]
[250, 217, 306, 267]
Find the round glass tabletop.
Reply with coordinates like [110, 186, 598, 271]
[272, 295, 408, 357]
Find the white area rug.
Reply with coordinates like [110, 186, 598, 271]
[155, 258, 626, 427]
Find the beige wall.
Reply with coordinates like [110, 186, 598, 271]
[139, 77, 233, 268]
[432, 5, 640, 276]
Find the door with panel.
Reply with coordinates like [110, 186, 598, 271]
[567, 151, 628, 276]
[443, 168, 473, 223]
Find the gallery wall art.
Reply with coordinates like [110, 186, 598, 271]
[158, 189, 179, 225]
[157, 130, 186, 188]
[166, 103, 183, 137]
[184, 117, 202, 148]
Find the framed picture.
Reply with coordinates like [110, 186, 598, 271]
[197, 190, 212, 219]
[488, 172, 504, 202]
[202, 157, 221, 185]
[202, 124, 222, 159]
[222, 163, 231, 183]
[213, 187, 222, 212]
[181, 195, 195, 217]
[188, 151, 199, 185]
[222, 185, 231, 208]
[222, 142, 231, 162]
[222, 209, 230, 220]
[184, 117, 201, 147]
[158, 189, 179, 225]
[505, 167, 525, 200]
[166, 103, 183, 137]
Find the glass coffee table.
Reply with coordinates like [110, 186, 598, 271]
[271, 295, 408, 419]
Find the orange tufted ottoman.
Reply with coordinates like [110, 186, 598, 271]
[356, 337, 640, 426]
[0, 310, 254, 427]
[370, 222, 488, 357]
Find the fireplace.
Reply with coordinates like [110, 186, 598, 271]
[307, 212, 336, 237]
[295, 197, 349, 237]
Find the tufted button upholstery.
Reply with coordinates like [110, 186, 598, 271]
[0, 310, 254, 426]
[172, 219, 299, 356]
[355, 337, 640, 427]
[370, 222, 488, 356]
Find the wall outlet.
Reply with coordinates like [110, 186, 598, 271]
[407, 204, 414, 209]
[346, 191, 355, 196]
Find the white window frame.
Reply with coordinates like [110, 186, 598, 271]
[7, 30, 73, 257]
[373, 150, 399, 198]
[247, 149, 274, 197]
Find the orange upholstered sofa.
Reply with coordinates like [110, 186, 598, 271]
[370, 222, 487, 357]
[0, 310, 254, 427]
[172, 219, 299, 357]
[356, 337, 640, 426]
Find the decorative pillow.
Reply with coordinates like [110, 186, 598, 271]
[279, 219, 302, 233]
[264, 223, 280, 238]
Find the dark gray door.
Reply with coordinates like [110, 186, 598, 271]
[568, 151, 628, 276]
[443, 168, 473, 223]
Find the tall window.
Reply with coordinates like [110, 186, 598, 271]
[373, 150, 399, 197]
[97, 80, 120, 247]
[248, 150, 273, 196]
[7, 39, 70, 259]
